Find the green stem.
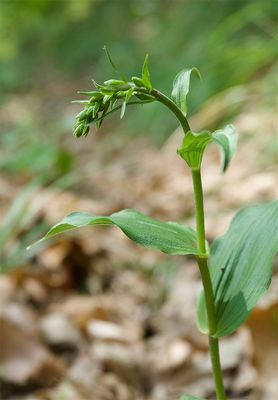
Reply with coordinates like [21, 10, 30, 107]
[150, 88, 191, 133]
[210, 336, 227, 400]
[135, 88, 226, 398]
[135, 87, 191, 133]
[192, 169, 227, 400]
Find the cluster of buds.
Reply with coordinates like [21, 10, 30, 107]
[73, 55, 155, 137]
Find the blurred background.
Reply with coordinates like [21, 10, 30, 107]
[0, 1, 277, 399]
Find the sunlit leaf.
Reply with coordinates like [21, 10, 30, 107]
[197, 201, 278, 337]
[142, 54, 152, 90]
[30, 209, 200, 256]
[177, 125, 237, 171]
[171, 68, 201, 115]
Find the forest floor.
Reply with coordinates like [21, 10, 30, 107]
[0, 83, 277, 400]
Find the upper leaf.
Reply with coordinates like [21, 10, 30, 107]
[177, 125, 237, 172]
[197, 201, 278, 337]
[177, 130, 211, 170]
[33, 209, 200, 256]
[142, 54, 152, 90]
[212, 124, 237, 171]
[171, 68, 201, 116]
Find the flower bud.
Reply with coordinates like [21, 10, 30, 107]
[131, 76, 144, 87]
[73, 123, 84, 137]
[104, 79, 127, 86]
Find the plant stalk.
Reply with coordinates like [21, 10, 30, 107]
[192, 169, 227, 400]
[143, 87, 226, 398]
[135, 87, 191, 133]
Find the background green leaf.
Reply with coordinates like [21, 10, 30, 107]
[197, 201, 278, 337]
[171, 68, 201, 116]
[35, 209, 200, 256]
[178, 395, 206, 400]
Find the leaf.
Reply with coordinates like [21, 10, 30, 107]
[197, 201, 278, 337]
[120, 88, 133, 119]
[31, 209, 200, 256]
[142, 54, 152, 90]
[178, 395, 206, 400]
[177, 125, 237, 171]
[103, 45, 118, 73]
[213, 124, 237, 171]
[177, 130, 211, 170]
[171, 68, 201, 115]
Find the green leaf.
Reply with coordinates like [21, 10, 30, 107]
[178, 395, 206, 400]
[31, 209, 200, 256]
[171, 68, 201, 115]
[212, 124, 237, 171]
[197, 201, 278, 337]
[120, 88, 133, 119]
[103, 45, 118, 73]
[142, 54, 152, 90]
[177, 130, 211, 170]
[177, 125, 237, 171]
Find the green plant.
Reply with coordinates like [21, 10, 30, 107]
[31, 51, 278, 400]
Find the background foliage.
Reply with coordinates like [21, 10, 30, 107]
[1, 0, 277, 265]
[1, 0, 277, 146]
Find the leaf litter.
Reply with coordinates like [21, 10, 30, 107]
[0, 85, 277, 400]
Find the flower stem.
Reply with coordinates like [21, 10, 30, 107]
[145, 88, 227, 399]
[192, 169, 227, 400]
[135, 87, 191, 133]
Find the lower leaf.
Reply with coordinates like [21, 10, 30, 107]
[31, 209, 200, 256]
[197, 201, 278, 337]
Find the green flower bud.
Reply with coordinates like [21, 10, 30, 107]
[76, 108, 89, 122]
[82, 124, 90, 136]
[131, 76, 144, 87]
[73, 123, 84, 137]
[104, 79, 127, 86]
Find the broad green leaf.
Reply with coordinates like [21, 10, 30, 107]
[33, 209, 200, 256]
[177, 130, 211, 170]
[142, 54, 152, 90]
[177, 125, 237, 171]
[197, 201, 278, 337]
[171, 68, 201, 115]
[178, 395, 206, 400]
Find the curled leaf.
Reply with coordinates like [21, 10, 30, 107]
[142, 54, 152, 90]
[171, 68, 201, 115]
[177, 125, 237, 172]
